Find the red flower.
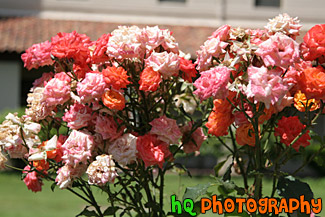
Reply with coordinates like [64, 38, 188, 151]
[51, 31, 91, 64]
[299, 66, 325, 100]
[102, 66, 130, 90]
[90, 33, 111, 64]
[179, 57, 198, 82]
[275, 116, 311, 151]
[301, 24, 325, 61]
[23, 166, 43, 193]
[139, 67, 162, 92]
[136, 134, 171, 168]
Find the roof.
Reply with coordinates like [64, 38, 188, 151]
[0, 17, 216, 57]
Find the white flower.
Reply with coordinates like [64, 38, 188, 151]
[265, 13, 302, 38]
[86, 155, 117, 186]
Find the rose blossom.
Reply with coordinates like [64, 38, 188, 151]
[209, 25, 231, 41]
[102, 89, 126, 111]
[43, 72, 71, 106]
[94, 114, 124, 141]
[61, 130, 94, 167]
[55, 164, 87, 189]
[245, 66, 289, 109]
[194, 66, 231, 101]
[90, 33, 111, 64]
[149, 115, 182, 145]
[86, 155, 117, 186]
[299, 66, 325, 100]
[265, 13, 301, 38]
[139, 67, 162, 92]
[102, 66, 130, 90]
[136, 134, 171, 168]
[23, 166, 43, 192]
[77, 72, 107, 103]
[300, 24, 325, 61]
[180, 122, 206, 154]
[62, 103, 93, 130]
[255, 32, 299, 68]
[107, 133, 137, 166]
[0, 149, 7, 169]
[179, 57, 198, 83]
[145, 51, 180, 78]
[21, 40, 54, 70]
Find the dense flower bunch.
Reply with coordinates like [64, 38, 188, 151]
[0, 26, 205, 216]
[192, 13, 324, 210]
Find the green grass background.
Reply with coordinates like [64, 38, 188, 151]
[0, 172, 324, 217]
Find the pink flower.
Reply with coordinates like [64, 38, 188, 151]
[180, 122, 206, 154]
[23, 166, 43, 192]
[149, 115, 182, 144]
[107, 26, 146, 60]
[63, 103, 93, 130]
[145, 51, 180, 78]
[55, 164, 87, 189]
[21, 41, 54, 70]
[86, 155, 117, 186]
[246, 66, 289, 108]
[136, 134, 171, 168]
[43, 72, 71, 106]
[31, 72, 54, 91]
[246, 29, 268, 45]
[77, 72, 107, 103]
[193, 66, 231, 101]
[255, 32, 299, 68]
[209, 25, 231, 41]
[93, 114, 124, 141]
[61, 130, 94, 167]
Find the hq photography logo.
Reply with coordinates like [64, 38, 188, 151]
[170, 195, 322, 216]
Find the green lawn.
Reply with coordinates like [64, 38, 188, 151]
[0, 172, 323, 217]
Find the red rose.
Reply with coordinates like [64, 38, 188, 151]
[179, 57, 198, 83]
[301, 24, 325, 61]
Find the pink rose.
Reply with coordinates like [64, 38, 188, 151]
[149, 115, 182, 144]
[255, 32, 299, 68]
[43, 72, 71, 106]
[209, 25, 231, 41]
[23, 166, 43, 192]
[77, 72, 107, 103]
[63, 103, 93, 130]
[145, 51, 180, 78]
[180, 122, 206, 154]
[93, 114, 124, 141]
[193, 66, 231, 101]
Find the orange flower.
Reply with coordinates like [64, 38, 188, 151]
[102, 89, 125, 110]
[294, 90, 320, 112]
[205, 92, 236, 137]
[299, 66, 325, 100]
[236, 123, 256, 147]
[258, 104, 275, 124]
[139, 67, 162, 92]
[102, 66, 130, 90]
[33, 160, 49, 172]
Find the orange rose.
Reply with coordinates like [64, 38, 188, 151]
[294, 90, 320, 112]
[236, 123, 257, 147]
[102, 89, 125, 110]
[299, 66, 325, 100]
[102, 66, 130, 90]
[139, 67, 162, 92]
[33, 160, 49, 172]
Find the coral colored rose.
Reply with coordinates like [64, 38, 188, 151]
[301, 24, 325, 61]
[179, 57, 198, 83]
[93, 114, 124, 141]
[206, 92, 236, 137]
[62, 103, 93, 130]
[33, 160, 49, 172]
[180, 122, 206, 154]
[209, 25, 231, 41]
[90, 33, 111, 64]
[21, 40, 54, 70]
[194, 66, 231, 101]
[139, 67, 162, 92]
[299, 67, 325, 100]
[102, 66, 130, 90]
[102, 89, 125, 111]
[294, 90, 320, 112]
[255, 32, 300, 68]
[77, 72, 107, 103]
[145, 51, 180, 78]
[136, 134, 171, 168]
[23, 166, 43, 192]
[149, 115, 182, 144]
[46, 135, 66, 162]
[236, 124, 256, 147]
[275, 116, 311, 151]
[51, 31, 91, 64]
[73, 63, 91, 79]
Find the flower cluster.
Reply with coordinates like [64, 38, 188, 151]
[194, 13, 323, 151]
[0, 25, 205, 194]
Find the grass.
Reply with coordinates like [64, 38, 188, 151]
[0, 172, 324, 217]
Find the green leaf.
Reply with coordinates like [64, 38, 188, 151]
[183, 182, 213, 201]
[51, 182, 57, 192]
[103, 207, 120, 216]
[76, 206, 98, 217]
[276, 176, 314, 201]
[214, 159, 227, 177]
[224, 210, 250, 217]
[222, 162, 233, 181]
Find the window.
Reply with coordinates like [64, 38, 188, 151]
[255, 0, 280, 7]
[159, 0, 186, 3]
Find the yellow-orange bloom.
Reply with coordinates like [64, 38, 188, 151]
[236, 123, 257, 147]
[294, 90, 320, 112]
[102, 89, 125, 111]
